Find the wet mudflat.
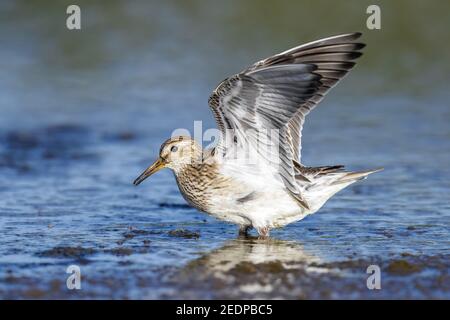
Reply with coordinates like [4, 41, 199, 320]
[0, 118, 449, 299]
[0, 1, 449, 299]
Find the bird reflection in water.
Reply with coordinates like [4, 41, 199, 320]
[191, 237, 321, 272]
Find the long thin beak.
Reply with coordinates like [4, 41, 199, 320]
[133, 158, 165, 186]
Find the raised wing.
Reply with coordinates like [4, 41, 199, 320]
[208, 33, 365, 209]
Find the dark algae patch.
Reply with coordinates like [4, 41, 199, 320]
[38, 246, 96, 259]
[168, 229, 200, 239]
[158, 203, 191, 209]
[38, 246, 142, 259]
[105, 247, 134, 256]
[386, 259, 423, 275]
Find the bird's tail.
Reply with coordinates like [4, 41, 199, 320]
[304, 167, 383, 213]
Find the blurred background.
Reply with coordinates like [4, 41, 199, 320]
[0, 0, 449, 299]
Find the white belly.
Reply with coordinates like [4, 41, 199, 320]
[201, 159, 318, 229]
[206, 183, 310, 229]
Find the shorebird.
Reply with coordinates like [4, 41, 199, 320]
[134, 32, 382, 237]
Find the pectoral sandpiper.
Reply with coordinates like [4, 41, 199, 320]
[133, 32, 382, 237]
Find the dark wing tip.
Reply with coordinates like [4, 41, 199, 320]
[349, 31, 363, 39]
[348, 51, 364, 60]
[354, 43, 366, 50]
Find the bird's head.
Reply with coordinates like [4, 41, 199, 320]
[133, 136, 202, 186]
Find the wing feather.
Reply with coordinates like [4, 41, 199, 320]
[208, 33, 365, 209]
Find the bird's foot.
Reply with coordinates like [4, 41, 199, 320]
[238, 225, 251, 238]
[256, 226, 270, 239]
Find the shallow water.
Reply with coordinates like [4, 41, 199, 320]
[0, 1, 449, 299]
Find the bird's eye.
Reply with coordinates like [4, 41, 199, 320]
[170, 146, 178, 153]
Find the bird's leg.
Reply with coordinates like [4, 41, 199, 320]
[238, 225, 251, 237]
[257, 226, 270, 239]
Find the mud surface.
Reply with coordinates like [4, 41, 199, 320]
[0, 1, 449, 299]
